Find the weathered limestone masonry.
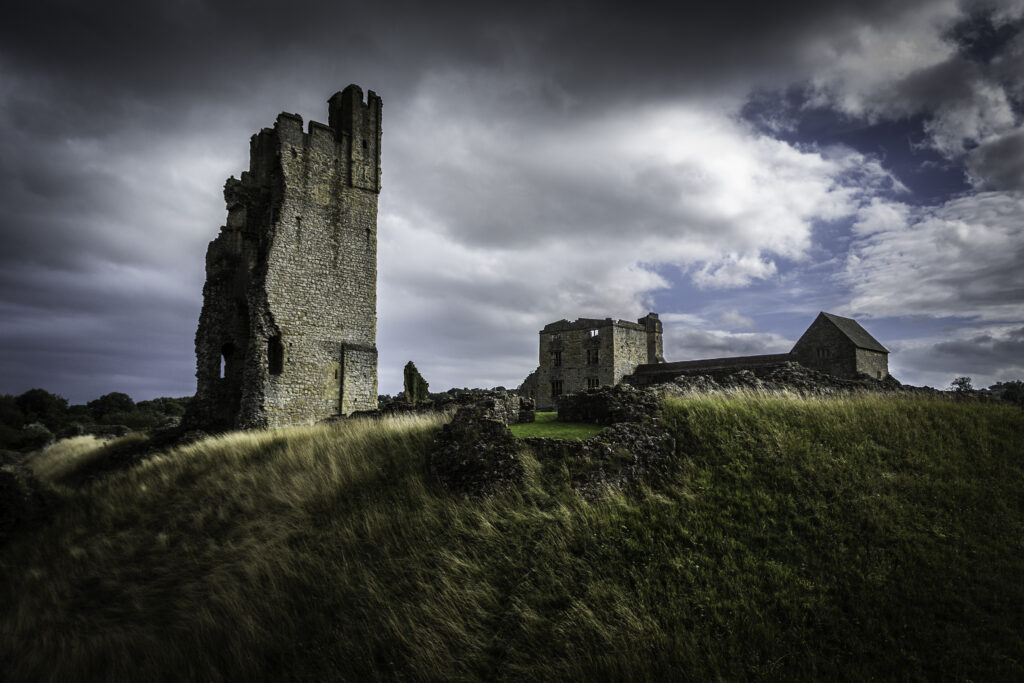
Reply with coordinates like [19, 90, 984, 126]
[185, 86, 381, 430]
[521, 314, 664, 411]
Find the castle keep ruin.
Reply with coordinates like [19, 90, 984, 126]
[185, 86, 381, 430]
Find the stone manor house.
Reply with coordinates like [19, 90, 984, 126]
[521, 311, 889, 410]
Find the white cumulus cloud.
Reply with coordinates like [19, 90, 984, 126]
[842, 191, 1024, 322]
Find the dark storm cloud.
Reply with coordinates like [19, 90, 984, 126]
[891, 325, 1024, 387]
[1, 0, 1021, 399]
[933, 327, 1024, 365]
[0, 297, 197, 402]
[1, 0, 956, 108]
[951, 2, 1024, 63]
[967, 127, 1024, 188]
[889, 57, 984, 111]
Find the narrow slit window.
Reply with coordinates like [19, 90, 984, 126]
[219, 342, 234, 379]
[268, 335, 284, 375]
[550, 380, 563, 397]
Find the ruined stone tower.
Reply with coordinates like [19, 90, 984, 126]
[185, 86, 381, 430]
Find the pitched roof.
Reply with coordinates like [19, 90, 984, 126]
[820, 312, 888, 353]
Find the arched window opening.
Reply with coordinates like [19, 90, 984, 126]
[220, 343, 235, 379]
[268, 335, 284, 376]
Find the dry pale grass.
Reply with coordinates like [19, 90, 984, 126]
[26, 433, 148, 483]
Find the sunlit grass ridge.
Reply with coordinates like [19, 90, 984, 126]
[4, 395, 1023, 681]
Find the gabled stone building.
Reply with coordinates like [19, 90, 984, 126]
[184, 86, 381, 430]
[790, 312, 889, 379]
[520, 314, 664, 410]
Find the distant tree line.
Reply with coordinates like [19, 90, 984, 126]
[0, 389, 191, 452]
[984, 379, 1024, 406]
[945, 377, 1023, 406]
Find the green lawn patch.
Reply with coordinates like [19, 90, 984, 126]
[508, 411, 604, 439]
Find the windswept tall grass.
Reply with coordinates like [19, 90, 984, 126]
[28, 433, 149, 484]
[2, 395, 1023, 681]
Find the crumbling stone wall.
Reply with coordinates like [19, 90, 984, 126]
[403, 361, 429, 404]
[556, 384, 662, 425]
[627, 353, 792, 387]
[376, 389, 534, 424]
[651, 362, 903, 396]
[186, 86, 381, 430]
[428, 403, 527, 497]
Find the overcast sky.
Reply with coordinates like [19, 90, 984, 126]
[2, 0, 1023, 403]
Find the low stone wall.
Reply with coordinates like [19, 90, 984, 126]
[374, 389, 534, 424]
[653, 361, 907, 396]
[556, 384, 661, 425]
[629, 354, 792, 386]
[428, 404, 527, 498]
[523, 422, 675, 497]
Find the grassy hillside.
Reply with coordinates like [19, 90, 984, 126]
[3, 394, 1022, 681]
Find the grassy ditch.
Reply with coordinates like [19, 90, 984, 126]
[508, 411, 605, 440]
[2, 394, 1022, 681]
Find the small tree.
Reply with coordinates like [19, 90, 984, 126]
[0, 395, 26, 429]
[20, 422, 54, 451]
[992, 380, 1024, 407]
[87, 392, 135, 421]
[403, 361, 430, 405]
[15, 389, 69, 430]
[950, 376, 973, 393]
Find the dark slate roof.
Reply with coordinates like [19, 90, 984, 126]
[821, 312, 888, 353]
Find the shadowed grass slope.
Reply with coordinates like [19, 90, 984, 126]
[2, 395, 1022, 681]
